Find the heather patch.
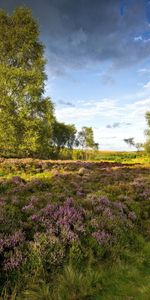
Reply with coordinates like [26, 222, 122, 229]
[0, 159, 150, 298]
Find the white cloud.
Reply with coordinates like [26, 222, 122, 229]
[134, 36, 142, 42]
[138, 68, 150, 73]
[56, 97, 150, 123]
[55, 97, 150, 150]
[55, 99, 122, 121]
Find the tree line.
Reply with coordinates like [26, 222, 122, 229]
[0, 7, 149, 158]
[123, 112, 150, 154]
[0, 7, 98, 159]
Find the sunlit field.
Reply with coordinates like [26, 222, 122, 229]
[0, 156, 150, 299]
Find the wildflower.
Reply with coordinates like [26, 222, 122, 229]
[92, 230, 111, 245]
[5, 230, 25, 249]
[30, 214, 39, 221]
[128, 211, 136, 221]
[3, 250, 23, 271]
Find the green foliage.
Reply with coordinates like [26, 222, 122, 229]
[52, 265, 102, 300]
[52, 121, 76, 155]
[32, 233, 65, 272]
[145, 112, 150, 127]
[77, 126, 97, 150]
[69, 242, 84, 267]
[21, 280, 52, 300]
[0, 7, 100, 160]
[53, 148, 149, 163]
[145, 112, 150, 155]
[0, 7, 55, 158]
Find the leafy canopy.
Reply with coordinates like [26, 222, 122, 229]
[145, 112, 150, 154]
[0, 7, 55, 157]
[77, 127, 97, 150]
[52, 122, 77, 153]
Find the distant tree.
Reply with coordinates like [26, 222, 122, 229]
[52, 122, 77, 154]
[145, 112, 150, 154]
[93, 142, 99, 150]
[77, 127, 96, 150]
[0, 7, 55, 157]
[135, 143, 143, 152]
[123, 138, 135, 148]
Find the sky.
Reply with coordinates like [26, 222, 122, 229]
[0, 0, 150, 150]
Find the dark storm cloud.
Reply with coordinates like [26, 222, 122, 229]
[0, 0, 150, 75]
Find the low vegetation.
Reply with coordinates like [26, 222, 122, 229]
[0, 157, 150, 299]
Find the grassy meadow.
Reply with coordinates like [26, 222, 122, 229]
[0, 152, 150, 299]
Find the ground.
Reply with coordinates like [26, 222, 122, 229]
[0, 157, 150, 299]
